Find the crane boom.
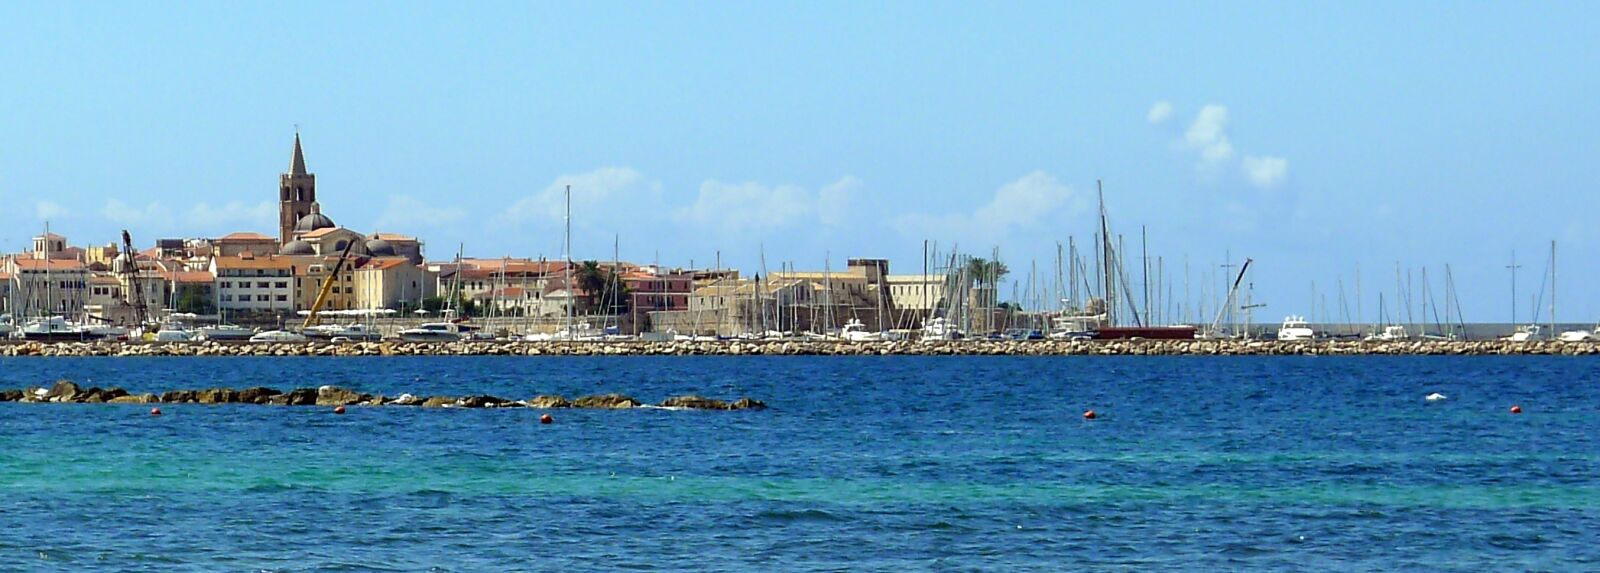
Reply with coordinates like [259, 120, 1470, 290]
[120, 230, 148, 327]
[302, 239, 359, 329]
[1208, 258, 1253, 335]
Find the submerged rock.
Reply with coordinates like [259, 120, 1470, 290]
[573, 393, 640, 409]
[269, 388, 318, 406]
[238, 387, 282, 404]
[729, 398, 768, 410]
[657, 395, 730, 410]
[525, 395, 572, 408]
[160, 389, 197, 403]
[44, 380, 81, 402]
[0, 389, 23, 402]
[108, 393, 159, 404]
[315, 385, 368, 406]
[421, 396, 456, 408]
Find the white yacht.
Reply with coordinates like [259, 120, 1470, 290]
[1276, 316, 1315, 342]
[20, 317, 104, 342]
[921, 317, 964, 341]
[1558, 325, 1596, 342]
[196, 323, 255, 341]
[841, 319, 883, 342]
[1366, 325, 1410, 341]
[304, 323, 383, 341]
[399, 322, 467, 342]
[1503, 324, 1543, 342]
[249, 329, 309, 343]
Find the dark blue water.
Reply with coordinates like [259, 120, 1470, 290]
[1, 356, 1597, 571]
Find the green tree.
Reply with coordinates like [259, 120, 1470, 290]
[572, 260, 632, 314]
[174, 287, 216, 315]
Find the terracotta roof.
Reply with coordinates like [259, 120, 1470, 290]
[175, 271, 215, 283]
[359, 257, 413, 271]
[10, 258, 86, 271]
[212, 255, 294, 270]
[218, 232, 275, 241]
[89, 274, 121, 284]
[368, 232, 416, 242]
[299, 227, 352, 239]
[34, 232, 66, 240]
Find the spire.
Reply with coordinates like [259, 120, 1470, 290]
[290, 132, 308, 176]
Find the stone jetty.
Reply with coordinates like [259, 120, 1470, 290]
[0, 379, 768, 410]
[1, 338, 1598, 357]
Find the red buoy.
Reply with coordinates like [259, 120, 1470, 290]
[1083, 410, 1097, 420]
[334, 405, 347, 415]
[150, 407, 162, 416]
[1510, 405, 1522, 414]
[540, 413, 554, 424]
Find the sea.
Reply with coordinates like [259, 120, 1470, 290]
[0, 356, 1596, 572]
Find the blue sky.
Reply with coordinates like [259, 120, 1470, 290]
[2, 2, 1596, 323]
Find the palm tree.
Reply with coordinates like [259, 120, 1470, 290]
[574, 260, 607, 311]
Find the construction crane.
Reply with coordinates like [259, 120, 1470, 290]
[302, 239, 360, 330]
[119, 230, 149, 328]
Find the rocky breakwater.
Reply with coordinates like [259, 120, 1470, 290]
[2, 338, 1598, 357]
[0, 379, 768, 411]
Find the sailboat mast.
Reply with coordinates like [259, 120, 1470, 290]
[563, 184, 573, 338]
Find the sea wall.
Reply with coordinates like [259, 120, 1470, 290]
[2, 339, 1598, 357]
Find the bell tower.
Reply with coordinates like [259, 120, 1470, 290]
[278, 133, 317, 245]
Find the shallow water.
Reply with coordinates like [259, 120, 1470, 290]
[1, 356, 1597, 571]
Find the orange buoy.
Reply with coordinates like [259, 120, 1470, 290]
[539, 413, 554, 424]
[334, 405, 347, 415]
[1083, 410, 1097, 420]
[1510, 405, 1522, 414]
[150, 407, 162, 416]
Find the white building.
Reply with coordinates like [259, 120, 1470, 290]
[209, 254, 295, 312]
[3, 257, 90, 317]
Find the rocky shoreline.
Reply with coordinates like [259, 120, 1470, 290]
[1, 339, 1598, 357]
[0, 379, 767, 411]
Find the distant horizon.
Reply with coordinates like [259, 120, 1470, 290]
[3, 3, 1597, 322]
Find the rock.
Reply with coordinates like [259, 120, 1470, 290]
[573, 393, 641, 409]
[421, 396, 456, 408]
[729, 398, 768, 410]
[44, 380, 81, 402]
[268, 388, 318, 406]
[108, 393, 159, 404]
[658, 395, 730, 410]
[315, 385, 368, 406]
[391, 393, 422, 406]
[237, 387, 282, 404]
[0, 389, 23, 402]
[525, 395, 572, 408]
[160, 389, 198, 403]
[195, 388, 240, 404]
[458, 395, 515, 408]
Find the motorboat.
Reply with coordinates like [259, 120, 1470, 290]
[1365, 325, 1409, 341]
[841, 318, 883, 342]
[304, 323, 383, 341]
[399, 322, 468, 342]
[1558, 326, 1596, 342]
[249, 329, 309, 343]
[196, 323, 256, 341]
[1503, 324, 1542, 342]
[921, 317, 964, 341]
[1276, 316, 1315, 342]
[20, 316, 104, 342]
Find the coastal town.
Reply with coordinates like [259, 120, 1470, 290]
[3, 135, 1013, 343]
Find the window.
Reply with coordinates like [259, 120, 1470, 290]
[221, 281, 231, 288]
[275, 282, 287, 289]
[257, 294, 269, 302]
[221, 294, 232, 302]
[256, 281, 269, 288]
[276, 295, 288, 302]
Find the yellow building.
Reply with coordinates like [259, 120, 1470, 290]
[353, 257, 435, 310]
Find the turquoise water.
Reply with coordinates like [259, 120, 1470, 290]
[1, 356, 1597, 571]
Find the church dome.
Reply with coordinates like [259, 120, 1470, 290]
[365, 239, 397, 257]
[280, 240, 315, 255]
[294, 212, 335, 233]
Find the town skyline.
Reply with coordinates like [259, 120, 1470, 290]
[3, 3, 1599, 322]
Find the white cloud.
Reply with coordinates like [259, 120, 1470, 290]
[35, 201, 68, 221]
[102, 199, 175, 228]
[374, 195, 466, 230]
[1185, 104, 1234, 164]
[1241, 155, 1289, 188]
[1146, 101, 1174, 125]
[675, 180, 814, 236]
[891, 171, 1084, 244]
[504, 167, 658, 225]
[817, 176, 862, 227]
[188, 201, 277, 230]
